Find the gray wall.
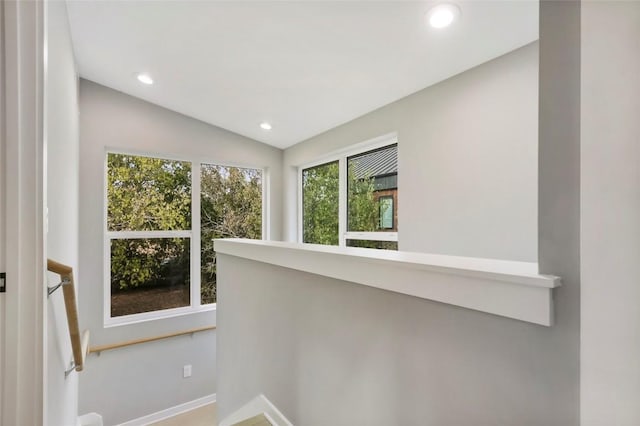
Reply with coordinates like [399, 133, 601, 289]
[581, 1, 640, 424]
[537, 0, 581, 424]
[80, 329, 216, 424]
[283, 42, 539, 262]
[219, 14, 584, 425]
[0, 0, 6, 419]
[77, 80, 282, 425]
[45, 2, 80, 425]
[217, 255, 576, 425]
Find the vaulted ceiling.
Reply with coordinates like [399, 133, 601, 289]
[66, 1, 538, 148]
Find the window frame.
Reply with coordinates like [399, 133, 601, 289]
[104, 149, 268, 327]
[297, 133, 398, 248]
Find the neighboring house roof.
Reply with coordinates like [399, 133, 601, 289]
[351, 144, 398, 179]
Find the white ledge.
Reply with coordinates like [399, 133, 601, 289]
[214, 239, 561, 326]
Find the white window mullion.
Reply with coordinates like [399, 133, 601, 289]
[262, 167, 269, 240]
[106, 230, 192, 239]
[104, 232, 112, 325]
[338, 156, 347, 247]
[297, 167, 304, 243]
[192, 162, 201, 308]
[297, 168, 301, 243]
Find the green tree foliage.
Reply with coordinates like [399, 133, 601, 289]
[347, 168, 379, 233]
[302, 160, 389, 247]
[200, 165, 262, 304]
[107, 154, 191, 292]
[107, 154, 191, 231]
[107, 154, 263, 305]
[302, 162, 339, 245]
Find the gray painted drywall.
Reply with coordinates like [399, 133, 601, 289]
[218, 8, 584, 424]
[77, 80, 283, 425]
[283, 42, 539, 262]
[0, 2, 5, 419]
[537, 1, 581, 422]
[45, 2, 80, 425]
[581, 2, 640, 424]
[217, 254, 576, 425]
[79, 329, 216, 424]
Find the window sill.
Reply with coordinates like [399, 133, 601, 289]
[214, 239, 561, 326]
[104, 303, 216, 328]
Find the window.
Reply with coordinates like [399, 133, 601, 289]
[106, 152, 263, 323]
[200, 164, 262, 304]
[379, 196, 394, 229]
[300, 136, 398, 250]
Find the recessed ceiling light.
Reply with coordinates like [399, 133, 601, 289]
[426, 3, 461, 29]
[136, 73, 154, 85]
[260, 122, 272, 131]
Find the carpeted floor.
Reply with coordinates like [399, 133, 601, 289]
[150, 403, 216, 426]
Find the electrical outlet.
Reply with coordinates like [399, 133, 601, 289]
[183, 364, 192, 378]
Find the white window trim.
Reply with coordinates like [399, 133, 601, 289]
[103, 149, 268, 327]
[344, 232, 398, 242]
[297, 132, 398, 247]
[107, 230, 192, 239]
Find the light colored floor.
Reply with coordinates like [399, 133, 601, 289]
[150, 402, 217, 426]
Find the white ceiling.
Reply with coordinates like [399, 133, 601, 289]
[66, 1, 538, 149]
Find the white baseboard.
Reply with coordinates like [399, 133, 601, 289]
[219, 394, 292, 426]
[116, 393, 216, 426]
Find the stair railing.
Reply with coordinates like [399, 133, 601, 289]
[47, 259, 90, 377]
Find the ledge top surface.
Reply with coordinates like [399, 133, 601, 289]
[214, 239, 560, 289]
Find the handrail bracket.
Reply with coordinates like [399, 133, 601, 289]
[64, 361, 76, 378]
[47, 278, 69, 298]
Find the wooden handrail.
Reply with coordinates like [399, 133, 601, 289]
[47, 259, 89, 373]
[89, 326, 216, 354]
[47, 258, 73, 276]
